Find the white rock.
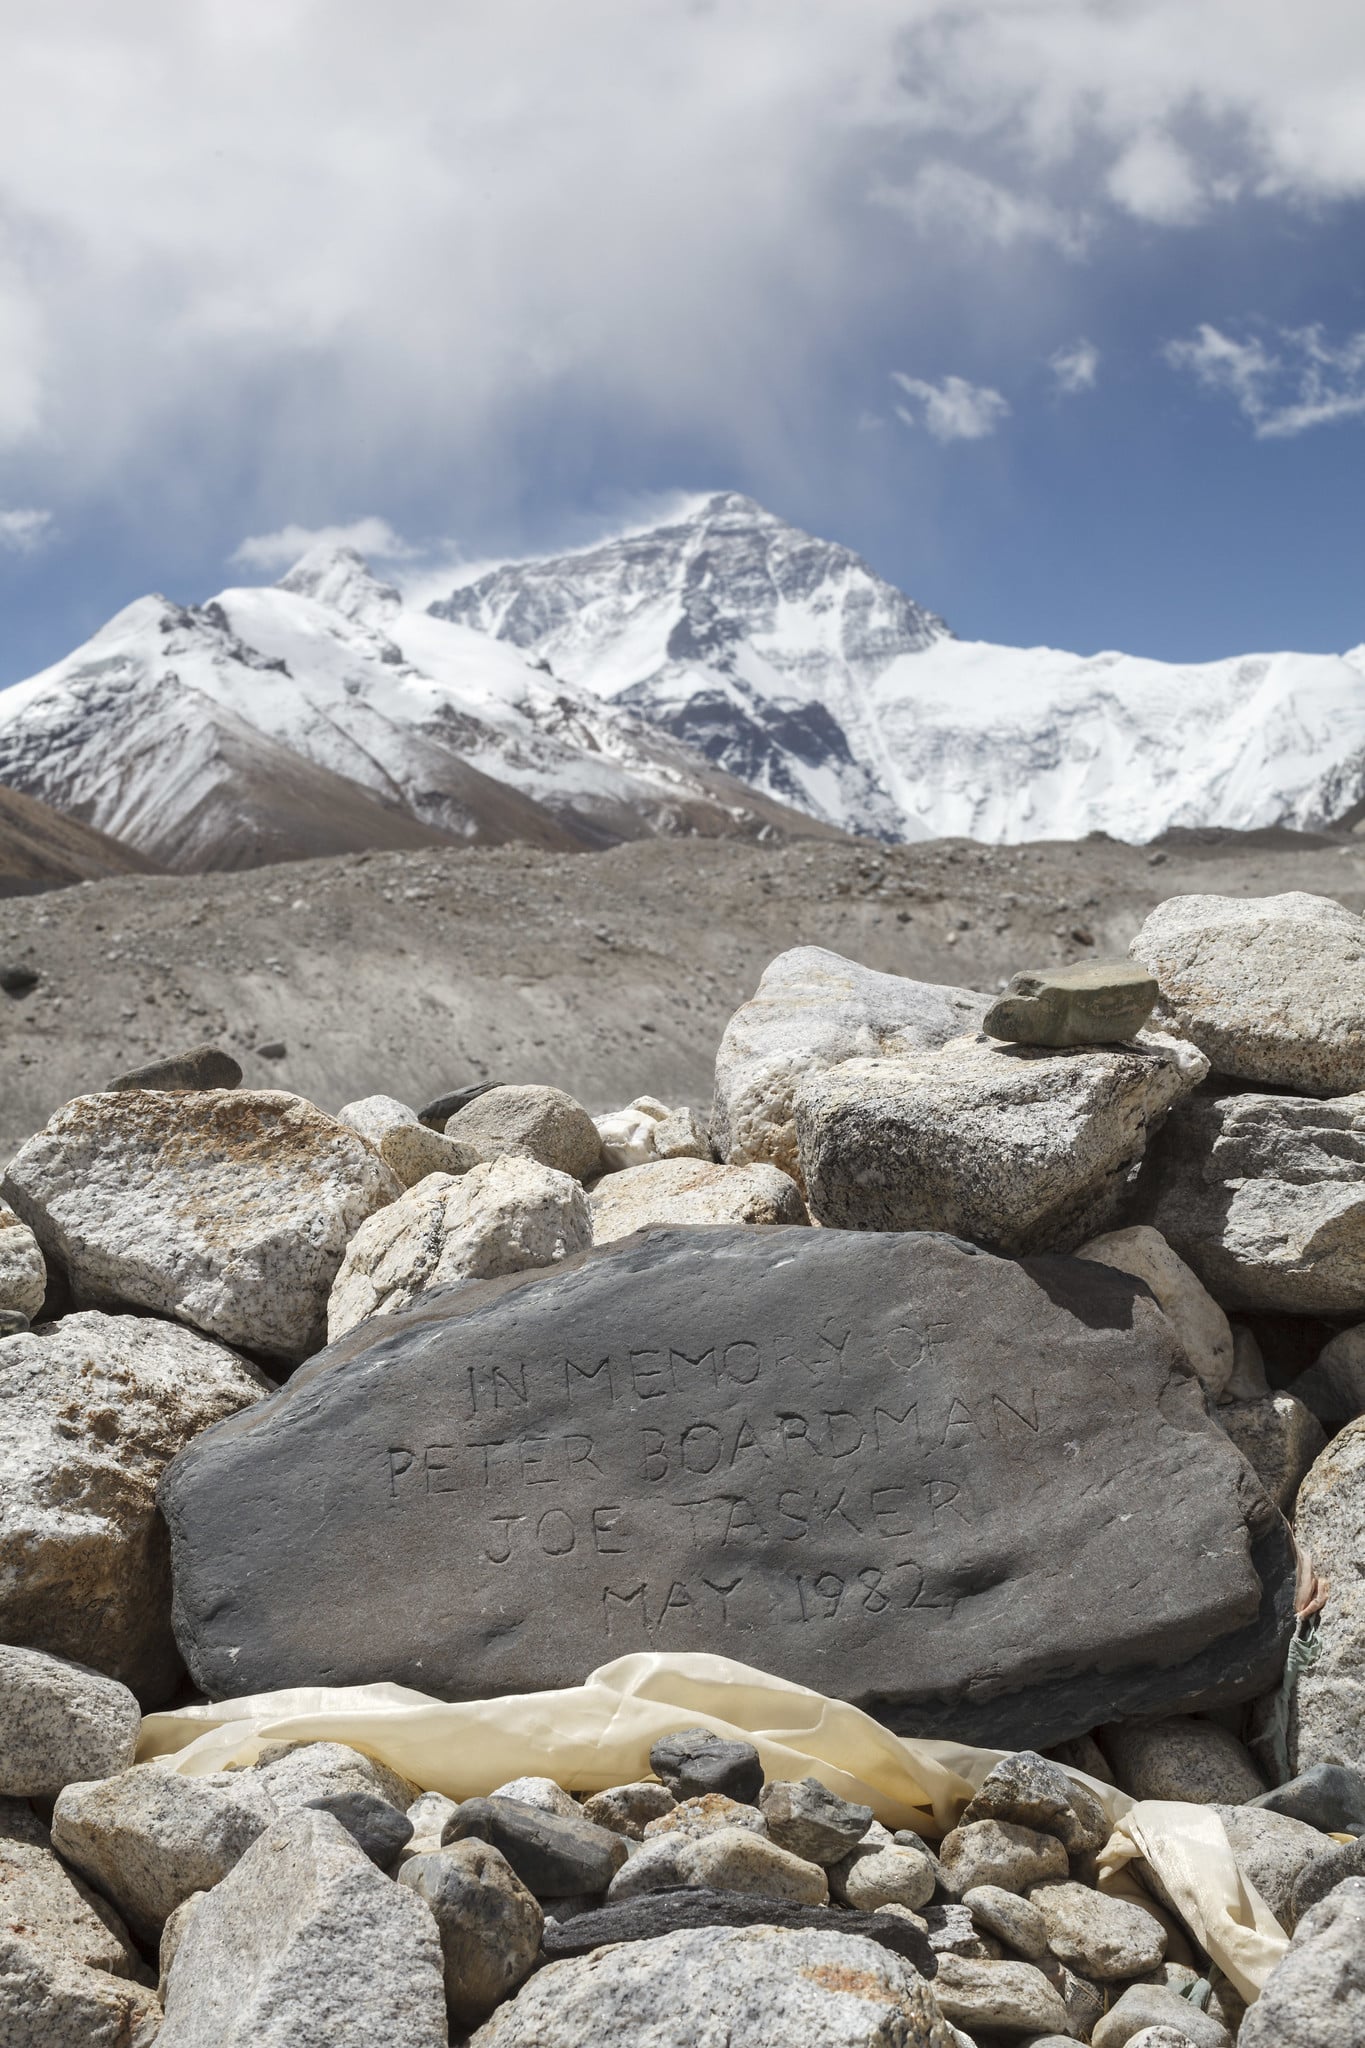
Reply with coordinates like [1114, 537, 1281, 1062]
[0, 1645, 140, 1798]
[446, 1084, 604, 1180]
[490, 1776, 581, 1819]
[2, 1090, 401, 1360]
[595, 1099, 710, 1173]
[930, 1953, 1072, 2036]
[1290, 1415, 1365, 1775]
[796, 1032, 1205, 1253]
[590, 1156, 808, 1244]
[828, 1841, 936, 1912]
[465, 1923, 955, 2048]
[334, 1094, 419, 1145]
[327, 1156, 592, 1341]
[712, 945, 988, 1184]
[1077, 1224, 1235, 1397]
[1131, 892, 1365, 1096]
[0, 1203, 45, 1319]
[156, 1807, 447, 2048]
[1026, 1877, 1167, 1979]
[0, 1930, 162, 2048]
[379, 1122, 482, 1186]
[0, 1312, 266, 1701]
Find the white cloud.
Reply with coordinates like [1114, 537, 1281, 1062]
[871, 163, 1088, 255]
[1105, 133, 1211, 226]
[0, 507, 53, 553]
[1050, 339, 1100, 395]
[1165, 322, 1365, 437]
[892, 372, 1011, 442]
[230, 517, 419, 571]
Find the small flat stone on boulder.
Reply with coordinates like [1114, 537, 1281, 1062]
[0, 1203, 45, 1319]
[649, 1729, 764, 1804]
[984, 962, 1157, 1047]
[446, 1084, 603, 1180]
[105, 1044, 242, 1092]
[590, 1157, 807, 1242]
[712, 945, 988, 1182]
[0, 1645, 140, 1798]
[759, 1777, 875, 1865]
[2, 1090, 400, 1360]
[795, 1033, 1205, 1252]
[1130, 891, 1365, 1095]
[326, 1155, 592, 1342]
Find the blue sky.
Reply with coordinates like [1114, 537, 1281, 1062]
[3, 0, 1365, 686]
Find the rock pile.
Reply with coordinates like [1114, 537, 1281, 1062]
[3, 888, 1365, 2043]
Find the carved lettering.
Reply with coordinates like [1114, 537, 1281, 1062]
[603, 1582, 649, 1636]
[564, 1354, 613, 1403]
[630, 1349, 668, 1399]
[485, 1514, 525, 1563]
[592, 1504, 626, 1553]
[681, 1422, 724, 1473]
[424, 1444, 458, 1493]
[536, 1509, 577, 1555]
[387, 1447, 415, 1496]
[642, 1427, 669, 1481]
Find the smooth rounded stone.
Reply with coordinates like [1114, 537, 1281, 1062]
[1241, 1874, 1365, 2048]
[580, 1781, 677, 1839]
[2, 1090, 401, 1360]
[959, 1749, 1110, 1854]
[1101, 1718, 1267, 1805]
[335, 1093, 419, 1145]
[938, 1821, 1068, 1898]
[301, 1790, 412, 1865]
[162, 1228, 1296, 1743]
[1130, 891, 1365, 1096]
[156, 1806, 447, 2048]
[0, 1311, 265, 1702]
[962, 1885, 1049, 1960]
[794, 1032, 1206, 1253]
[419, 1081, 496, 1130]
[1046, 1732, 1115, 1786]
[53, 1765, 273, 1943]
[984, 962, 1158, 1048]
[325, 1155, 592, 1341]
[830, 1841, 936, 1912]
[0, 1645, 140, 1798]
[0, 1930, 163, 2048]
[1136, 1087, 1365, 1315]
[379, 1121, 484, 1186]
[643, 1792, 769, 1840]
[105, 1043, 243, 1092]
[442, 1795, 628, 1898]
[446, 1084, 604, 1180]
[649, 1729, 764, 1805]
[0, 1203, 45, 1318]
[1248, 1762, 1365, 1835]
[1026, 1878, 1166, 1980]
[712, 946, 988, 1184]
[759, 1777, 875, 1865]
[466, 1922, 956, 2048]
[1092, 1980, 1233, 2048]
[1215, 1392, 1326, 1513]
[540, 1885, 937, 1973]
[1289, 1832, 1365, 1922]
[930, 1953, 1071, 2036]
[590, 1156, 808, 1243]
[1206, 1803, 1333, 1929]
[490, 1775, 581, 1819]
[1293, 1322, 1365, 1424]
[1289, 1415, 1365, 1774]
[1076, 1225, 1235, 1399]
[398, 1839, 543, 2030]
[0, 1802, 144, 1977]
[407, 1788, 460, 1839]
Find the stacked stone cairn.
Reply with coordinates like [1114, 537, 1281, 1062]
[3, 889, 1365, 2044]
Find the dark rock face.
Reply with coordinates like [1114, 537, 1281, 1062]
[649, 1729, 763, 1805]
[440, 1796, 627, 1899]
[104, 1044, 242, 1092]
[539, 1885, 937, 1974]
[160, 1228, 1295, 1747]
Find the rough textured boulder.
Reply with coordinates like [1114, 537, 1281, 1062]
[1131, 891, 1365, 1095]
[608, 1824, 829, 1906]
[1077, 1225, 1235, 1398]
[326, 1156, 592, 1342]
[1101, 1717, 1266, 1804]
[380, 1122, 482, 1186]
[984, 962, 1157, 1047]
[0, 1203, 45, 1319]
[3, 1090, 400, 1360]
[1216, 1392, 1326, 1513]
[930, 1953, 1071, 2035]
[1024, 1878, 1166, 1978]
[1239, 1874, 1365, 2047]
[398, 1840, 543, 2030]
[0, 1645, 140, 1798]
[591, 1157, 808, 1243]
[1290, 1415, 1365, 1774]
[466, 1923, 956, 2047]
[795, 1033, 1205, 1253]
[156, 1807, 447, 2048]
[1, 1312, 266, 1702]
[0, 1930, 162, 2047]
[1292, 1323, 1365, 1424]
[161, 1227, 1295, 1744]
[712, 946, 987, 1182]
[1094, 1982, 1232, 2047]
[0, 1795, 144, 1978]
[1208, 1804, 1332, 1928]
[445, 1084, 604, 1180]
[1137, 1088, 1365, 1313]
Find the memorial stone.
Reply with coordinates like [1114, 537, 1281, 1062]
[160, 1228, 1295, 1748]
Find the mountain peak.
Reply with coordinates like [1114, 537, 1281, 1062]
[275, 544, 402, 624]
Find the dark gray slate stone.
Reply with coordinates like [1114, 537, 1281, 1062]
[440, 1795, 627, 1898]
[1249, 1764, 1365, 1836]
[539, 1885, 938, 1974]
[160, 1228, 1296, 1747]
[105, 1044, 242, 1092]
[650, 1728, 763, 1804]
[303, 1790, 413, 1866]
[1290, 1833, 1365, 1924]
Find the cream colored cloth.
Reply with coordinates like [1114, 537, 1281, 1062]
[139, 1650, 1288, 2000]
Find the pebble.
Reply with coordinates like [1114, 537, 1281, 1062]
[960, 1747, 1110, 1852]
[1102, 1717, 1267, 1804]
[962, 1882, 1050, 1958]
[445, 1082, 604, 1179]
[642, 1792, 768, 1839]
[930, 1952, 1072, 2035]
[759, 1776, 875, 1864]
[1092, 1981, 1232, 2047]
[937, 1819, 1068, 1896]
[579, 1781, 677, 1839]
[828, 1840, 937, 1912]
[1026, 1877, 1167, 1979]
[983, 960, 1158, 1047]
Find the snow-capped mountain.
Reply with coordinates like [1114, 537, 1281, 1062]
[438, 492, 1365, 844]
[0, 546, 834, 871]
